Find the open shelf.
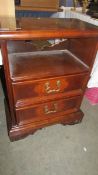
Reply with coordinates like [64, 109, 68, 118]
[8, 50, 89, 82]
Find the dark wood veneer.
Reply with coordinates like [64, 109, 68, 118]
[0, 18, 98, 141]
[8, 50, 89, 82]
[15, 96, 81, 125]
[0, 18, 98, 40]
[12, 73, 87, 108]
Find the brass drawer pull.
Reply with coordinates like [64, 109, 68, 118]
[45, 80, 61, 94]
[44, 103, 57, 115]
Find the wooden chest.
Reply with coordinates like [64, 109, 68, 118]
[21, 0, 59, 9]
[0, 18, 98, 141]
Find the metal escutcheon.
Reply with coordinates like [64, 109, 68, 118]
[45, 80, 61, 94]
[44, 103, 58, 115]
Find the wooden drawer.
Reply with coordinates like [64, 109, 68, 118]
[15, 96, 81, 125]
[21, 0, 59, 9]
[12, 74, 87, 108]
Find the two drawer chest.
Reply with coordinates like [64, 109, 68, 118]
[0, 18, 98, 141]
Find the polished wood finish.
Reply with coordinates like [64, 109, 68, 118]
[21, 0, 59, 8]
[15, 0, 60, 12]
[0, 18, 98, 40]
[0, 18, 98, 141]
[15, 96, 82, 125]
[15, 6, 62, 12]
[8, 50, 88, 82]
[12, 74, 87, 108]
[69, 38, 98, 69]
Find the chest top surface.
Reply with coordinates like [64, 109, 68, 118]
[0, 17, 98, 40]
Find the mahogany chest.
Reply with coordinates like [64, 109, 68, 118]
[21, 0, 59, 9]
[0, 18, 98, 141]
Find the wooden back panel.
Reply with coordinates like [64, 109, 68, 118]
[69, 38, 98, 69]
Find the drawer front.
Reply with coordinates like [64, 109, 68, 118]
[12, 74, 87, 108]
[16, 96, 81, 125]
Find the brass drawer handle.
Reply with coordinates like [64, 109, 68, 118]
[44, 103, 57, 115]
[45, 80, 61, 94]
